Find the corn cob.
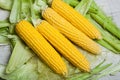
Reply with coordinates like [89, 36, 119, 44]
[42, 8, 101, 54]
[15, 20, 67, 75]
[36, 20, 90, 72]
[51, 0, 102, 39]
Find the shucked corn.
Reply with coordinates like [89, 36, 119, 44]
[36, 20, 90, 72]
[42, 8, 101, 54]
[15, 20, 67, 75]
[51, 0, 102, 39]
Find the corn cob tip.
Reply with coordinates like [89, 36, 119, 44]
[92, 33, 102, 40]
[95, 46, 102, 55]
[16, 20, 25, 24]
[56, 69, 68, 76]
[83, 61, 91, 72]
[85, 68, 90, 72]
[99, 36, 102, 40]
[81, 67, 90, 72]
[97, 34, 102, 40]
[62, 71, 68, 76]
[81, 60, 91, 72]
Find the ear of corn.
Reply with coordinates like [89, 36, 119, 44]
[42, 8, 101, 54]
[15, 20, 67, 76]
[36, 20, 90, 72]
[51, 0, 102, 39]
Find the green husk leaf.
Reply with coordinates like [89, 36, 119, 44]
[37, 58, 63, 80]
[1, 56, 39, 80]
[89, 1, 115, 25]
[0, 0, 13, 10]
[92, 63, 120, 80]
[0, 35, 9, 44]
[1, 0, 120, 80]
[67, 60, 112, 80]
[8, 24, 15, 34]
[20, 0, 31, 21]
[6, 35, 19, 47]
[75, 0, 93, 15]
[5, 35, 34, 73]
[89, 1, 120, 39]
[9, 0, 21, 23]
[0, 20, 10, 28]
[0, 36, 9, 44]
[63, 0, 79, 7]
[86, 14, 120, 52]
[96, 39, 119, 53]
[0, 27, 10, 44]
[0, 65, 6, 77]
[90, 13, 120, 39]
[0, 27, 9, 35]
[30, 0, 48, 26]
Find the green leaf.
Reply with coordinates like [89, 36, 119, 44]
[0, 20, 10, 28]
[9, 0, 21, 23]
[63, 0, 79, 7]
[37, 58, 62, 80]
[67, 60, 112, 80]
[0, 0, 13, 10]
[30, 0, 47, 26]
[0, 65, 6, 77]
[86, 14, 120, 53]
[37, 57, 78, 80]
[5, 35, 34, 73]
[20, 0, 31, 20]
[0, 27, 9, 35]
[92, 63, 120, 80]
[8, 24, 15, 34]
[89, 1, 120, 39]
[90, 13, 120, 39]
[1, 57, 39, 80]
[0, 36, 9, 44]
[0, 27, 9, 44]
[75, 0, 93, 15]
[96, 39, 119, 53]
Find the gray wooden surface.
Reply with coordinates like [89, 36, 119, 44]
[0, 0, 120, 80]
